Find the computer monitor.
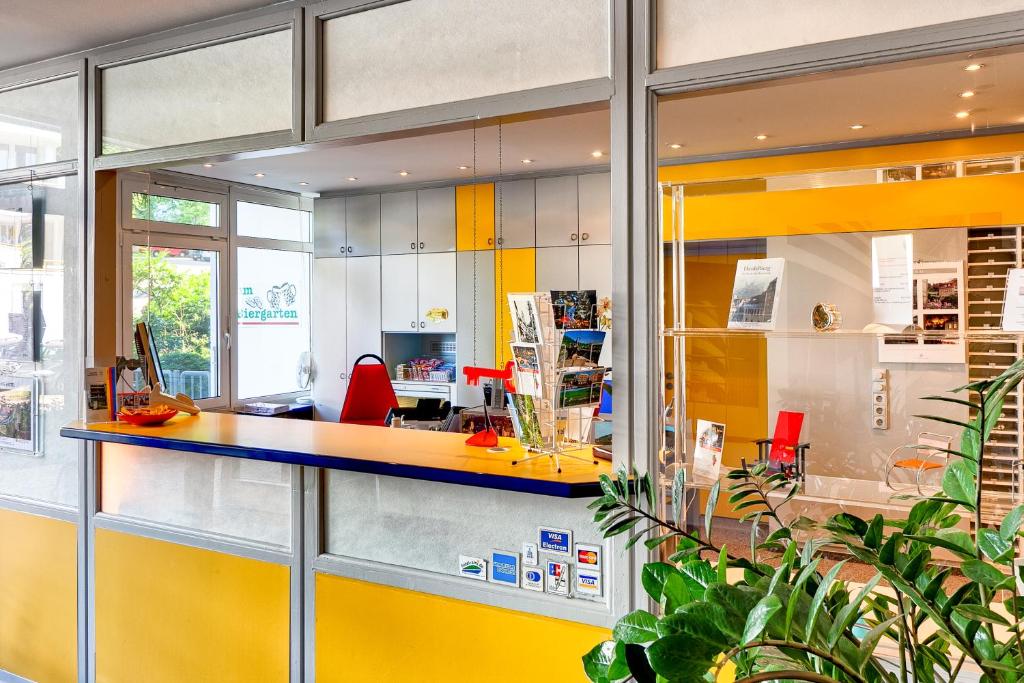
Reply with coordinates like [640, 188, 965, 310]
[133, 321, 165, 389]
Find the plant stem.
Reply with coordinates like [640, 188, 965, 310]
[734, 671, 850, 683]
[948, 652, 966, 683]
[716, 639, 869, 683]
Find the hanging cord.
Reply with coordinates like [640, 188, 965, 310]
[472, 122, 478, 368]
[497, 122, 504, 361]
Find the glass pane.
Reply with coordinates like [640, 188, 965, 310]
[131, 191, 219, 227]
[0, 175, 81, 508]
[236, 247, 311, 400]
[131, 245, 220, 401]
[0, 76, 78, 171]
[236, 201, 310, 241]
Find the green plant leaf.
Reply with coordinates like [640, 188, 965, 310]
[645, 634, 715, 682]
[604, 517, 642, 538]
[643, 533, 678, 551]
[661, 572, 691, 613]
[920, 395, 982, 410]
[623, 643, 656, 683]
[914, 414, 980, 433]
[904, 532, 973, 559]
[1000, 504, 1024, 542]
[978, 528, 1013, 562]
[863, 514, 884, 549]
[641, 563, 680, 603]
[955, 604, 1010, 626]
[941, 459, 977, 508]
[599, 474, 619, 499]
[962, 559, 1010, 589]
[878, 532, 902, 565]
[582, 640, 626, 683]
[717, 546, 728, 584]
[612, 610, 659, 644]
[705, 481, 720, 541]
[742, 595, 782, 645]
[587, 495, 616, 510]
[827, 574, 881, 648]
[617, 469, 629, 499]
[784, 559, 821, 639]
[806, 561, 846, 642]
[898, 549, 929, 582]
[857, 615, 900, 672]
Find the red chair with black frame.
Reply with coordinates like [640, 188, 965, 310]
[339, 354, 400, 426]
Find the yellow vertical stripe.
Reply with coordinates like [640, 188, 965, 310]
[494, 247, 536, 366]
[0, 508, 77, 683]
[94, 529, 289, 683]
[316, 573, 608, 682]
[456, 183, 495, 250]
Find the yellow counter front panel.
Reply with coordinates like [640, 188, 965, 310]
[94, 528, 289, 683]
[316, 573, 608, 682]
[0, 508, 77, 683]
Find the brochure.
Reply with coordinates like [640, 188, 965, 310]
[1003, 268, 1024, 332]
[557, 329, 606, 369]
[511, 342, 544, 397]
[550, 290, 597, 330]
[692, 419, 725, 481]
[727, 258, 785, 330]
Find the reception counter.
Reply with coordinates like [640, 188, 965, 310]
[61, 412, 617, 681]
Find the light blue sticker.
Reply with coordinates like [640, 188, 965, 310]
[490, 550, 520, 587]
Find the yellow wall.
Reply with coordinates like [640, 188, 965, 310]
[0, 508, 77, 683]
[456, 183, 496, 250]
[315, 573, 608, 682]
[495, 247, 537, 366]
[94, 529, 289, 683]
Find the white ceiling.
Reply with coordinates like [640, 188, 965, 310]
[659, 46, 1024, 159]
[0, 0, 277, 70]
[172, 107, 611, 194]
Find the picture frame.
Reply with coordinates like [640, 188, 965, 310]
[878, 261, 965, 364]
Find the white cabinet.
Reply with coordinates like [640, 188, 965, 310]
[381, 253, 419, 331]
[536, 175, 579, 247]
[495, 179, 535, 248]
[577, 172, 610, 245]
[380, 191, 418, 255]
[416, 187, 456, 253]
[417, 252, 457, 333]
[535, 246, 579, 292]
[346, 256, 382, 371]
[312, 258, 347, 421]
[346, 194, 381, 256]
[313, 197, 346, 257]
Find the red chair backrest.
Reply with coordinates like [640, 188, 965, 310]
[769, 410, 804, 464]
[340, 354, 399, 426]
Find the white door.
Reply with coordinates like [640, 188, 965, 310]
[579, 244, 612, 366]
[535, 246, 579, 292]
[416, 187, 456, 253]
[313, 197, 346, 257]
[535, 175, 579, 247]
[381, 253, 419, 332]
[346, 256, 383, 371]
[577, 172, 611, 246]
[380, 191, 418, 255]
[417, 252, 457, 333]
[312, 258, 347, 421]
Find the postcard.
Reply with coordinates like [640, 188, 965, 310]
[511, 342, 543, 397]
[551, 290, 597, 330]
[508, 293, 554, 344]
[692, 419, 725, 481]
[507, 392, 546, 450]
[727, 258, 785, 330]
[557, 367, 606, 408]
[557, 329, 605, 368]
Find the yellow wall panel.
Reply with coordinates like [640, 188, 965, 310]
[494, 247, 536, 366]
[316, 574, 608, 682]
[94, 529, 289, 683]
[456, 183, 495, 250]
[0, 508, 77, 683]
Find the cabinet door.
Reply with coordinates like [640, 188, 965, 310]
[417, 252, 457, 333]
[381, 254, 419, 332]
[578, 172, 610, 246]
[345, 194, 381, 256]
[535, 246, 579, 292]
[456, 251, 495, 405]
[535, 175, 579, 247]
[495, 178, 535, 248]
[313, 197, 346, 257]
[346, 256, 382, 372]
[312, 258, 347, 421]
[380, 191, 418, 255]
[416, 187, 456, 253]
[579, 244, 612, 366]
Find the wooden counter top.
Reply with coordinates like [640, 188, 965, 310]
[61, 412, 610, 498]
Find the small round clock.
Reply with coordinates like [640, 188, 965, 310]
[812, 302, 842, 332]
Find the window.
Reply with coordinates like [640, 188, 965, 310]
[236, 201, 310, 241]
[131, 192, 220, 227]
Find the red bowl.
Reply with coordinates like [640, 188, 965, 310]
[118, 409, 178, 426]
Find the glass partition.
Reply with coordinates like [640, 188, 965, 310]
[0, 76, 78, 172]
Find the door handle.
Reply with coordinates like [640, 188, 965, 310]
[581, 232, 590, 241]
[223, 331, 231, 351]
[570, 233, 578, 241]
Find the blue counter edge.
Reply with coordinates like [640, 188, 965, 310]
[60, 426, 605, 499]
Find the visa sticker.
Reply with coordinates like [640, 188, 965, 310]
[538, 526, 572, 555]
[490, 550, 520, 587]
[575, 542, 602, 570]
[458, 555, 487, 581]
[523, 566, 544, 592]
[576, 570, 603, 599]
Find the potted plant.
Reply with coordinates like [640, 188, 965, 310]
[584, 359, 1024, 683]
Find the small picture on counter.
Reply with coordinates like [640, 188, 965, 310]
[556, 367, 605, 408]
[557, 329, 605, 369]
[507, 392, 545, 449]
[551, 290, 597, 330]
[693, 419, 725, 481]
[511, 342, 544, 397]
[727, 258, 785, 330]
[508, 293, 545, 344]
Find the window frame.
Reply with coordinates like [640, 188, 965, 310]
[229, 186, 313, 405]
[120, 176, 228, 239]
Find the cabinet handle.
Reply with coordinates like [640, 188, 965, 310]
[496, 237, 503, 246]
[339, 372, 347, 380]
[487, 237, 494, 246]
[410, 241, 416, 250]
[570, 233, 579, 241]
[339, 246, 345, 254]
[347, 246, 353, 253]
[419, 241, 425, 250]
[581, 232, 590, 241]
[410, 321, 416, 329]
[420, 321, 426, 329]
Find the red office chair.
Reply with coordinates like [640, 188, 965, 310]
[340, 354, 399, 426]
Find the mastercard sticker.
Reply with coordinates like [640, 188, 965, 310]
[575, 543, 602, 570]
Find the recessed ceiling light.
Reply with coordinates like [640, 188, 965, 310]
[202, 163, 214, 168]
[668, 143, 682, 150]
[955, 110, 971, 119]
[398, 170, 409, 176]
[346, 177, 358, 181]
[458, 165, 469, 170]
[298, 182, 309, 186]
[959, 90, 975, 98]
[754, 134, 768, 141]
[591, 150, 603, 158]
[849, 123, 864, 130]
[521, 159, 533, 164]
[964, 63, 984, 72]
[254, 172, 265, 178]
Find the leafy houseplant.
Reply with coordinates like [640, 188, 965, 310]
[583, 359, 1024, 683]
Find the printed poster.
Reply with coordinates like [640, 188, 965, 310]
[871, 234, 914, 326]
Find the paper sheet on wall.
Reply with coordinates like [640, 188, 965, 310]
[871, 234, 913, 326]
[1003, 268, 1024, 331]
